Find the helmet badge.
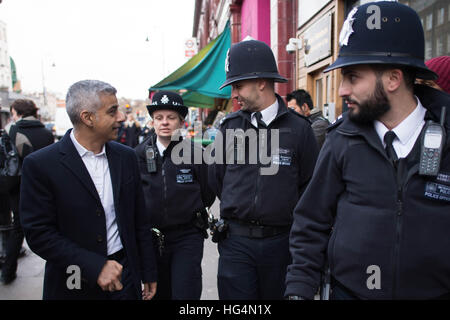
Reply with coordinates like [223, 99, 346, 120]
[225, 49, 230, 73]
[161, 95, 169, 104]
[339, 7, 358, 47]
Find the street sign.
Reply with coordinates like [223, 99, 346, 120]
[185, 37, 198, 58]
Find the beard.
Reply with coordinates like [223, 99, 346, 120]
[237, 96, 259, 113]
[347, 78, 391, 125]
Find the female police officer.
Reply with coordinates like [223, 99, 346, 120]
[135, 91, 215, 300]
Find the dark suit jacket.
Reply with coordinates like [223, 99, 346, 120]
[20, 130, 157, 300]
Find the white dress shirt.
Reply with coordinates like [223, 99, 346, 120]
[374, 96, 426, 159]
[70, 130, 123, 255]
[156, 138, 167, 157]
[251, 99, 279, 128]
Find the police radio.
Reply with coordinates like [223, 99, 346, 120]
[419, 107, 446, 176]
[145, 140, 157, 173]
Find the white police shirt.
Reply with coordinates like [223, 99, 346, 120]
[156, 138, 167, 157]
[70, 130, 123, 255]
[374, 96, 426, 159]
[251, 99, 279, 128]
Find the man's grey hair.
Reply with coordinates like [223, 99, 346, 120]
[65, 80, 117, 125]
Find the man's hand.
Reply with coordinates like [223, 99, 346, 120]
[97, 260, 123, 292]
[142, 282, 157, 300]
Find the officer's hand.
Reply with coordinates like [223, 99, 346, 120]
[142, 282, 157, 300]
[97, 260, 123, 292]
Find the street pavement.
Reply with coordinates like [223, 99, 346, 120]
[0, 199, 220, 300]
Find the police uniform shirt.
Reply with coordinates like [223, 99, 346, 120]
[156, 138, 167, 157]
[374, 96, 426, 159]
[70, 130, 123, 255]
[251, 99, 279, 128]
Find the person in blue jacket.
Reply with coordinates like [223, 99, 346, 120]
[135, 91, 215, 300]
[285, 1, 450, 300]
[209, 39, 319, 300]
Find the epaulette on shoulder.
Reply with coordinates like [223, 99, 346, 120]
[219, 112, 240, 127]
[287, 108, 311, 123]
[327, 113, 345, 132]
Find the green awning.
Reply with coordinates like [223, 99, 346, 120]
[149, 22, 231, 101]
[10, 57, 17, 87]
[182, 91, 215, 109]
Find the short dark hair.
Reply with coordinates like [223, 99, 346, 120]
[286, 89, 313, 110]
[370, 64, 416, 91]
[11, 99, 38, 118]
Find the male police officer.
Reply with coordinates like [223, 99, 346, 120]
[209, 39, 318, 299]
[285, 1, 450, 300]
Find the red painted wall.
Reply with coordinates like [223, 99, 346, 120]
[241, 0, 271, 45]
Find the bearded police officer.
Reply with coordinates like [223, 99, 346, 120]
[285, 1, 450, 300]
[135, 91, 215, 300]
[209, 40, 319, 299]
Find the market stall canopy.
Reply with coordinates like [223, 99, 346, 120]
[149, 22, 231, 104]
[182, 91, 214, 109]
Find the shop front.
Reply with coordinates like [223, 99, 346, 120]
[294, 0, 450, 121]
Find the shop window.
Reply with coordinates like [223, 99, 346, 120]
[315, 79, 323, 109]
[326, 75, 331, 104]
[425, 39, 432, 60]
[426, 13, 433, 31]
[447, 33, 450, 53]
[436, 35, 444, 56]
[437, 7, 445, 26]
[400, 0, 450, 59]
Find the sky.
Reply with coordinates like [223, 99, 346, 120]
[0, 0, 196, 100]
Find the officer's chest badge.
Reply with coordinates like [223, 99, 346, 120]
[339, 7, 358, 47]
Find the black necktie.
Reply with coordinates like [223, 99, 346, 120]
[384, 131, 398, 163]
[254, 112, 266, 128]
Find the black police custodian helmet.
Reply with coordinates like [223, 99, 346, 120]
[324, 1, 437, 80]
[147, 91, 188, 118]
[219, 39, 287, 89]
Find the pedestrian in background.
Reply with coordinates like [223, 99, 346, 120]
[19, 80, 157, 299]
[285, 1, 450, 300]
[135, 91, 215, 300]
[286, 89, 330, 149]
[122, 113, 141, 148]
[209, 40, 318, 300]
[1, 99, 54, 285]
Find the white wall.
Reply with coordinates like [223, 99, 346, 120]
[0, 20, 12, 91]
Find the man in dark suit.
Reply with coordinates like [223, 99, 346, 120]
[19, 80, 157, 300]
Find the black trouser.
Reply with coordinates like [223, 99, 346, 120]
[1, 192, 23, 280]
[153, 226, 204, 300]
[217, 221, 291, 300]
